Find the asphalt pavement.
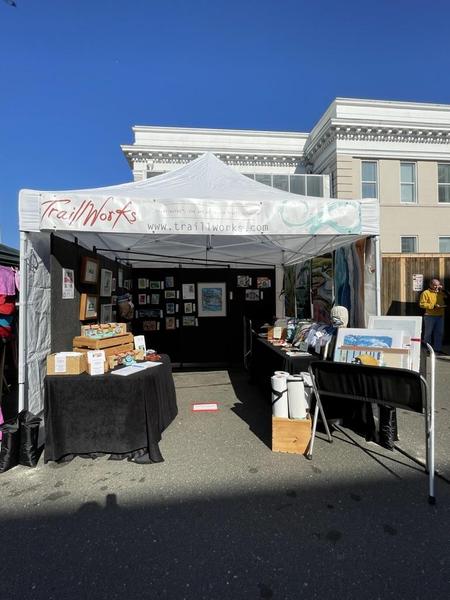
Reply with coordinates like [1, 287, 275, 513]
[0, 357, 449, 599]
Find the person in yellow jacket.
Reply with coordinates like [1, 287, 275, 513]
[419, 278, 448, 354]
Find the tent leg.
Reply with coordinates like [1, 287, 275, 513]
[426, 344, 436, 504]
[18, 231, 28, 413]
[374, 235, 382, 316]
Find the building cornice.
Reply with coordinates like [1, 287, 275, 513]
[121, 146, 304, 170]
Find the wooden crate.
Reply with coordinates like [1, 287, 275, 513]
[73, 342, 134, 358]
[272, 416, 311, 455]
[72, 333, 133, 350]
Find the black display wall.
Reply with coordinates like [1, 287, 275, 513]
[50, 235, 132, 352]
[131, 267, 276, 366]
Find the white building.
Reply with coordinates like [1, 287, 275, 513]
[121, 98, 450, 256]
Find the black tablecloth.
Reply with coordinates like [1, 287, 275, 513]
[251, 337, 397, 449]
[44, 355, 178, 463]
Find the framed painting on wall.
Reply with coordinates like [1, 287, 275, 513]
[197, 283, 226, 317]
[80, 257, 100, 284]
[100, 269, 113, 297]
[100, 303, 113, 324]
[79, 294, 98, 320]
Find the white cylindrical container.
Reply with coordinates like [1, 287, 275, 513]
[287, 375, 307, 419]
[274, 370, 290, 378]
[300, 371, 313, 409]
[271, 374, 289, 418]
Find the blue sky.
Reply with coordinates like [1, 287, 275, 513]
[1, 0, 450, 248]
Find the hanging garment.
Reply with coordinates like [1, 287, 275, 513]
[0, 295, 15, 316]
[0, 267, 16, 295]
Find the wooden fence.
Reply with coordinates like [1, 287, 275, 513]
[382, 253, 450, 342]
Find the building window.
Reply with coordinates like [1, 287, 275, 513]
[439, 236, 450, 252]
[243, 173, 324, 197]
[361, 161, 378, 198]
[401, 236, 417, 253]
[438, 164, 450, 202]
[400, 162, 416, 203]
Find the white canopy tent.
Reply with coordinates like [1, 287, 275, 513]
[18, 152, 380, 414]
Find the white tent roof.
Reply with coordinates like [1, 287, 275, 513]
[19, 152, 379, 266]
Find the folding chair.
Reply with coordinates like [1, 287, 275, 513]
[307, 344, 436, 504]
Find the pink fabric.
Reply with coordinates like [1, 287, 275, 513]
[0, 267, 16, 295]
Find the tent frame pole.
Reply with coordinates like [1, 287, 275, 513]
[374, 235, 382, 316]
[18, 231, 28, 412]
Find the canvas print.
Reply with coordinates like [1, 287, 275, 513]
[245, 289, 260, 302]
[311, 254, 333, 324]
[237, 275, 252, 288]
[183, 316, 196, 327]
[150, 281, 162, 290]
[198, 283, 226, 317]
[138, 278, 148, 289]
[256, 276, 271, 289]
[182, 283, 195, 300]
[165, 276, 175, 288]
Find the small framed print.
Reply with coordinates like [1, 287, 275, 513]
[245, 289, 260, 301]
[138, 293, 147, 305]
[118, 269, 123, 287]
[100, 303, 113, 323]
[198, 283, 226, 317]
[151, 293, 160, 305]
[111, 295, 117, 305]
[80, 256, 100, 284]
[124, 279, 132, 290]
[79, 294, 98, 320]
[237, 275, 252, 288]
[150, 281, 161, 290]
[256, 276, 271, 289]
[138, 278, 148, 289]
[165, 290, 176, 299]
[184, 302, 193, 314]
[166, 302, 175, 315]
[182, 316, 196, 327]
[182, 283, 195, 300]
[143, 320, 158, 331]
[166, 316, 176, 330]
[165, 276, 175, 288]
[112, 277, 116, 292]
[100, 269, 113, 297]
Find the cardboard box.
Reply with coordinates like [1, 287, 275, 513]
[272, 416, 311, 455]
[47, 352, 87, 376]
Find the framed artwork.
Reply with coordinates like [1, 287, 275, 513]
[165, 290, 176, 299]
[62, 268, 75, 300]
[138, 293, 147, 305]
[111, 295, 117, 305]
[256, 276, 271, 289]
[150, 281, 161, 290]
[100, 269, 113, 297]
[118, 269, 123, 288]
[151, 293, 160, 304]
[166, 302, 176, 315]
[124, 279, 132, 290]
[165, 276, 175, 288]
[245, 289, 260, 301]
[184, 302, 193, 314]
[237, 275, 252, 288]
[182, 283, 195, 300]
[80, 256, 100, 284]
[79, 294, 98, 320]
[143, 320, 158, 331]
[166, 316, 176, 330]
[138, 278, 148, 289]
[368, 316, 422, 372]
[111, 277, 116, 292]
[334, 327, 406, 367]
[100, 303, 113, 324]
[183, 316, 196, 327]
[198, 283, 226, 317]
